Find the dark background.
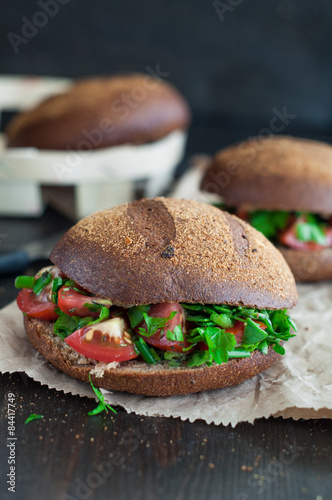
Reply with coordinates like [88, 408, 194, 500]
[1, 0, 332, 139]
[1, 2, 332, 499]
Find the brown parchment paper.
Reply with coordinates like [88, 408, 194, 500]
[0, 282, 332, 426]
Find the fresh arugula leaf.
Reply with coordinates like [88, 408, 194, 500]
[249, 210, 289, 239]
[242, 318, 268, 344]
[88, 374, 117, 416]
[24, 413, 43, 424]
[138, 311, 177, 338]
[33, 271, 52, 295]
[257, 339, 269, 354]
[127, 305, 150, 329]
[87, 306, 110, 326]
[166, 324, 184, 342]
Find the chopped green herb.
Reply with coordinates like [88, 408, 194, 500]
[138, 311, 177, 338]
[133, 336, 159, 364]
[249, 210, 289, 239]
[242, 318, 268, 344]
[33, 271, 52, 295]
[15, 275, 35, 289]
[210, 312, 234, 328]
[51, 276, 64, 304]
[88, 374, 117, 416]
[166, 324, 184, 342]
[127, 305, 150, 329]
[53, 310, 93, 339]
[296, 215, 327, 245]
[25, 413, 43, 424]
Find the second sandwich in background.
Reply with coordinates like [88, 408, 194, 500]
[201, 135, 332, 282]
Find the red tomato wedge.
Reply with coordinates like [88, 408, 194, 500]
[65, 317, 138, 362]
[279, 223, 332, 251]
[57, 286, 102, 318]
[17, 288, 59, 320]
[137, 302, 190, 352]
[199, 320, 266, 350]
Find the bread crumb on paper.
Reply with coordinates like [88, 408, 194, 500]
[90, 361, 119, 378]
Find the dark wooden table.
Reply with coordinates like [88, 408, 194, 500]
[1, 125, 332, 499]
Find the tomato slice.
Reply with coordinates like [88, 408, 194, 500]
[279, 223, 332, 251]
[65, 317, 138, 362]
[57, 285, 102, 318]
[198, 320, 266, 350]
[137, 302, 190, 352]
[17, 288, 59, 320]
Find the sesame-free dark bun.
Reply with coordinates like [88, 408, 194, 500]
[279, 247, 332, 282]
[201, 135, 332, 214]
[50, 197, 297, 309]
[6, 74, 190, 150]
[24, 315, 281, 396]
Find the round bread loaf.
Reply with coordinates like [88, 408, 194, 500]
[50, 197, 297, 309]
[24, 315, 281, 396]
[6, 74, 190, 150]
[201, 135, 332, 214]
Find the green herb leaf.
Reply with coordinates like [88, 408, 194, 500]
[166, 324, 184, 342]
[25, 413, 43, 424]
[257, 339, 269, 355]
[51, 276, 64, 304]
[242, 318, 268, 344]
[33, 271, 52, 295]
[296, 217, 327, 245]
[127, 305, 150, 329]
[88, 373, 117, 416]
[53, 311, 93, 340]
[133, 336, 159, 364]
[138, 311, 177, 338]
[272, 343, 286, 355]
[249, 210, 290, 239]
[210, 312, 234, 328]
[187, 350, 213, 367]
[15, 275, 35, 289]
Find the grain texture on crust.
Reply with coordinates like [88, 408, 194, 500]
[279, 246, 332, 282]
[24, 316, 281, 396]
[201, 135, 332, 213]
[50, 197, 297, 309]
[6, 74, 190, 150]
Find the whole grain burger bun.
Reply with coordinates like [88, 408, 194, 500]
[24, 315, 281, 396]
[201, 135, 332, 214]
[50, 197, 297, 310]
[6, 74, 190, 150]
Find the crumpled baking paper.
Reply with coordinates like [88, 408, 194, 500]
[1, 282, 331, 426]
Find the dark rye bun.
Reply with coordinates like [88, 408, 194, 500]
[50, 197, 297, 309]
[6, 74, 190, 150]
[201, 135, 332, 214]
[24, 315, 281, 396]
[279, 247, 332, 282]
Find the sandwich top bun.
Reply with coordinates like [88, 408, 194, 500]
[50, 197, 297, 309]
[6, 74, 190, 150]
[201, 135, 332, 214]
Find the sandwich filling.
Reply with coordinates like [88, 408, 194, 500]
[231, 208, 332, 251]
[16, 266, 296, 368]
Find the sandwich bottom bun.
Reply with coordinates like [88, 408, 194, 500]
[24, 316, 280, 397]
[279, 247, 332, 282]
